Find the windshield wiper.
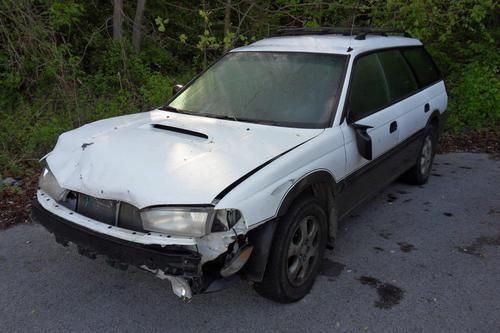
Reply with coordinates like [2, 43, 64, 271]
[161, 106, 241, 123]
[208, 114, 240, 122]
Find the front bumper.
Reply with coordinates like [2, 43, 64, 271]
[31, 199, 205, 289]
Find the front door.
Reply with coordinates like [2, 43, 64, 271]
[338, 52, 400, 217]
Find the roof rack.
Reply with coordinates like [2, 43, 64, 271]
[272, 27, 412, 40]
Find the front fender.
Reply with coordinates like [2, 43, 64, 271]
[214, 128, 345, 229]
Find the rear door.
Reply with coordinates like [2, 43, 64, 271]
[375, 49, 423, 167]
[398, 47, 443, 141]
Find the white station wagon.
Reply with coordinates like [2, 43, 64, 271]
[33, 28, 448, 303]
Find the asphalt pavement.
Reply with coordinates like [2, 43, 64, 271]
[0, 153, 499, 332]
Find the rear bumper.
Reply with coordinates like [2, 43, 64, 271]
[31, 199, 203, 279]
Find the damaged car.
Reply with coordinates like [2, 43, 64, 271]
[32, 28, 447, 303]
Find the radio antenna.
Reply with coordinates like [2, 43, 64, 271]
[347, 3, 358, 52]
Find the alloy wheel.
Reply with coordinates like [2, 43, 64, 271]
[286, 215, 320, 287]
[420, 135, 433, 176]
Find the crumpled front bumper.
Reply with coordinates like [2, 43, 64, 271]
[31, 199, 206, 296]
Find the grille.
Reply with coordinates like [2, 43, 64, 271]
[65, 192, 143, 231]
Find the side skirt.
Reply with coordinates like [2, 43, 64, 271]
[337, 129, 424, 219]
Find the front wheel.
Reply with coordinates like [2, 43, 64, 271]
[254, 196, 328, 303]
[404, 125, 438, 185]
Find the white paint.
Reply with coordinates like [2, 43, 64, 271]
[340, 103, 400, 178]
[233, 35, 422, 57]
[216, 128, 346, 226]
[196, 218, 247, 264]
[39, 34, 447, 248]
[39, 187, 248, 263]
[46, 110, 323, 209]
[37, 189, 197, 246]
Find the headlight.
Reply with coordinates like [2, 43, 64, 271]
[38, 167, 66, 201]
[141, 207, 214, 237]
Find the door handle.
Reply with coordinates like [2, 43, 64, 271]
[390, 121, 398, 133]
[424, 103, 430, 113]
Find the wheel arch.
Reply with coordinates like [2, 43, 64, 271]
[426, 110, 441, 131]
[276, 170, 338, 220]
[243, 170, 339, 282]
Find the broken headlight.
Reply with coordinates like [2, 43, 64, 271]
[211, 209, 242, 232]
[38, 167, 67, 201]
[140, 207, 215, 237]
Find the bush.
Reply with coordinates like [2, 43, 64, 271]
[0, 0, 498, 178]
[139, 73, 174, 108]
[447, 60, 500, 133]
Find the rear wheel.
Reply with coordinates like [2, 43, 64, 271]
[404, 124, 438, 185]
[254, 196, 328, 303]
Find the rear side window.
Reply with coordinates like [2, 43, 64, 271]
[402, 48, 440, 87]
[377, 50, 418, 102]
[348, 53, 390, 121]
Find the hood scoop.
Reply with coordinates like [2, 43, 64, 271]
[151, 123, 209, 139]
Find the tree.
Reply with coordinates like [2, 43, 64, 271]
[132, 0, 147, 50]
[223, 0, 232, 51]
[113, 0, 123, 40]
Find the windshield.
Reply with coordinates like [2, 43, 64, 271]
[168, 52, 347, 128]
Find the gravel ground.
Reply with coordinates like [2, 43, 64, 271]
[0, 153, 499, 333]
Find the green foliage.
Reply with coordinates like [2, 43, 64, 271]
[179, 33, 188, 44]
[48, 0, 84, 29]
[0, 183, 24, 195]
[0, 0, 498, 176]
[0, 65, 21, 109]
[447, 59, 499, 133]
[368, 0, 499, 133]
[155, 16, 169, 32]
[140, 73, 173, 107]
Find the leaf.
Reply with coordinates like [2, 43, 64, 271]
[179, 34, 188, 44]
[155, 16, 166, 32]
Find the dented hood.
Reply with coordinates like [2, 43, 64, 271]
[46, 110, 323, 209]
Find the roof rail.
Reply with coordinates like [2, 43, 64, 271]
[272, 27, 412, 39]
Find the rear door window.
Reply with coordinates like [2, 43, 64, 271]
[402, 47, 440, 87]
[377, 50, 418, 102]
[347, 53, 390, 121]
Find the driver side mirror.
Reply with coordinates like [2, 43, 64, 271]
[172, 84, 183, 95]
[351, 122, 373, 160]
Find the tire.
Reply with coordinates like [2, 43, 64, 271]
[254, 195, 328, 303]
[404, 124, 438, 185]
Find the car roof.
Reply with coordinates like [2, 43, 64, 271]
[231, 35, 422, 56]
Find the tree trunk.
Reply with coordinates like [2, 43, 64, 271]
[223, 0, 232, 51]
[132, 0, 146, 50]
[113, 0, 123, 40]
[202, 0, 207, 69]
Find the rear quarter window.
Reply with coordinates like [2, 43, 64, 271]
[402, 47, 440, 87]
